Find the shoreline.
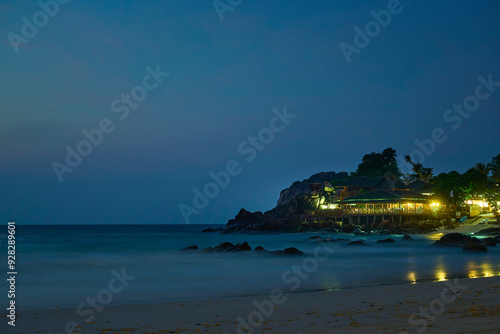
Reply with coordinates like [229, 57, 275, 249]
[15, 276, 500, 333]
[18, 273, 500, 312]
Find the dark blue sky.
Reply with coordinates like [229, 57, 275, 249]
[1, 0, 499, 224]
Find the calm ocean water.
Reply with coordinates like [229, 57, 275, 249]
[2, 224, 500, 310]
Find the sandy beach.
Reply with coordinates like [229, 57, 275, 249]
[13, 275, 500, 334]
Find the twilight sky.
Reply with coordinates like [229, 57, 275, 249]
[1, 0, 499, 225]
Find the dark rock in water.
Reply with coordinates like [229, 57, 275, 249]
[346, 240, 366, 246]
[202, 247, 214, 253]
[188, 242, 303, 256]
[179, 245, 199, 251]
[377, 238, 395, 243]
[224, 208, 302, 233]
[482, 238, 497, 247]
[270, 247, 305, 256]
[214, 242, 236, 252]
[323, 237, 350, 242]
[283, 247, 305, 255]
[342, 224, 357, 233]
[435, 233, 490, 252]
[474, 227, 500, 236]
[224, 209, 264, 233]
[308, 236, 324, 240]
[434, 233, 474, 247]
[402, 234, 413, 241]
[202, 227, 224, 233]
[233, 242, 252, 252]
[212, 241, 252, 252]
[463, 243, 488, 252]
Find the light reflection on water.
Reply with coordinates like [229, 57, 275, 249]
[407, 271, 417, 284]
[15, 225, 500, 309]
[417, 258, 500, 282]
[465, 260, 498, 279]
[434, 256, 448, 281]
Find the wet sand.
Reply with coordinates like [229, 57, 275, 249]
[13, 275, 500, 334]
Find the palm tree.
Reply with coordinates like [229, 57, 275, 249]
[404, 155, 433, 183]
[419, 167, 433, 183]
[474, 162, 489, 178]
[488, 155, 500, 181]
[487, 154, 500, 183]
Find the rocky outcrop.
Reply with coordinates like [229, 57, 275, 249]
[463, 242, 488, 252]
[402, 234, 413, 241]
[180, 242, 305, 256]
[434, 233, 477, 247]
[269, 247, 305, 256]
[224, 170, 454, 234]
[434, 233, 491, 252]
[224, 196, 313, 233]
[179, 245, 199, 251]
[474, 228, 500, 236]
[202, 227, 224, 233]
[481, 237, 497, 247]
[276, 171, 346, 206]
[377, 238, 395, 243]
[346, 240, 366, 246]
[213, 241, 252, 252]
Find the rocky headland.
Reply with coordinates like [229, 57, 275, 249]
[223, 171, 457, 234]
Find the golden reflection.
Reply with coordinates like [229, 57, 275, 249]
[407, 271, 417, 284]
[466, 260, 497, 279]
[434, 258, 447, 281]
[480, 262, 493, 278]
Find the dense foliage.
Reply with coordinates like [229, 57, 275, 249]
[352, 147, 401, 177]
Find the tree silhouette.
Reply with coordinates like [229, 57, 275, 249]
[404, 155, 433, 183]
[487, 154, 500, 183]
[352, 147, 401, 177]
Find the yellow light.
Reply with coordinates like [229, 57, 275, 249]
[407, 272, 417, 284]
[480, 263, 494, 278]
[431, 202, 440, 207]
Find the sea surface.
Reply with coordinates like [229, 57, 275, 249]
[2, 224, 500, 310]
